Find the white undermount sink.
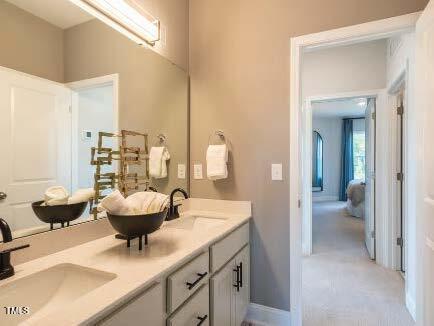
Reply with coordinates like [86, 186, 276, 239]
[0, 263, 116, 325]
[166, 215, 227, 231]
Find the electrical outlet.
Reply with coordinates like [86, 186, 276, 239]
[177, 164, 186, 179]
[193, 164, 203, 179]
[271, 163, 283, 181]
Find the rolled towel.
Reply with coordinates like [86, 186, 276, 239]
[149, 146, 170, 179]
[98, 190, 131, 215]
[206, 144, 228, 180]
[45, 186, 69, 206]
[125, 191, 169, 214]
[68, 188, 95, 204]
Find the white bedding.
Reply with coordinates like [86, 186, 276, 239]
[346, 179, 365, 218]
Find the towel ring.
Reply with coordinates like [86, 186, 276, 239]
[208, 130, 228, 146]
[154, 134, 167, 146]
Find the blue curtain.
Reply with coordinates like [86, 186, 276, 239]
[339, 119, 354, 201]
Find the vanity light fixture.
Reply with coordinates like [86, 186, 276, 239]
[69, 0, 160, 47]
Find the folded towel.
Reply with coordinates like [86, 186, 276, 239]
[45, 186, 69, 206]
[68, 188, 95, 204]
[98, 190, 131, 215]
[147, 193, 170, 214]
[149, 146, 170, 179]
[206, 144, 228, 180]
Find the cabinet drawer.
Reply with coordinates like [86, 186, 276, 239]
[167, 285, 209, 326]
[99, 282, 164, 326]
[210, 223, 249, 272]
[167, 251, 209, 313]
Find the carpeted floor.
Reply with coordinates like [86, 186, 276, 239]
[302, 201, 414, 326]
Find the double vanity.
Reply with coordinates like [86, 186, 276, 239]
[0, 199, 251, 326]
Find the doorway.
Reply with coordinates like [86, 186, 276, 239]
[289, 13, 421, 326]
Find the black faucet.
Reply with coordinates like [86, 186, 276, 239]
[0, 218, 30, 280]
[167, 188, 189, 220]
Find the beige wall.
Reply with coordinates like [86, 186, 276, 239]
[136, 0, 189, 71]
[0, 0, 64, 82]
[64, 20, 189, 194]
[303, 40, 388, 98]
[189, 0, 428, 311]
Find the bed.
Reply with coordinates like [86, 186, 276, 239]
[346, 179, 365, 218]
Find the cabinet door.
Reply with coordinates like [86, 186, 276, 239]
[210, 258, 236, 326]
[99, 282, 164, 326]
[235, 246, 250, 326]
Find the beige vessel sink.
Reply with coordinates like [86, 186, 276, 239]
[166, 215, 227, 231]
[0, 263, 116, 325]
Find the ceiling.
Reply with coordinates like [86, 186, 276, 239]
[312, 98, 367, 118]
[6, 0, 93, 29]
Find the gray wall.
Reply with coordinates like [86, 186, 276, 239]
[188, 0, 428, 311]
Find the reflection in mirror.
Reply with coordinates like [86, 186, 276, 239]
[0, 0, 188, 240]
[312, 131, 323, 192]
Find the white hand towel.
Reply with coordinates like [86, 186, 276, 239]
[45, 186, 69, 206]
[68, 188, 95, 204]
[149, 146, 170, 179]
[125, 191, 169, 214]
[98, 190, 131, 215]
[206, 144, 228, 180]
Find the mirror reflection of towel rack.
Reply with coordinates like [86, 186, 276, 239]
[155, 134, 167, 146]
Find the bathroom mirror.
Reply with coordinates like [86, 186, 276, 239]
[0, 0, 188, 240]
[312, 131, 324, 192]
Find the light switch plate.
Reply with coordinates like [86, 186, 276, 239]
[193, 164, 203, 179]
[177, 164, 186, 179]
[271, 163, 283, 181]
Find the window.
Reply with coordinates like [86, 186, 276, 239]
[353, 131, 365, 180]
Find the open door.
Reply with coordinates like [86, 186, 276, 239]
[415, 1, 434, 324]
[364, 98, 376, 259]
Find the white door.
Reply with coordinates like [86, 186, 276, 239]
[415, 1, 434, 324]
[364, 98, 376, 259]
[0, 68, 71, 236]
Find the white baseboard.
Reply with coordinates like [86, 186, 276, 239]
[406, 292, 416, 322]
[245, 303, 291, 326]
[312, 195, 339, 202]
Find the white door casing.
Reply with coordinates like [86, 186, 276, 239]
[0, 67, 71, 236]
[415, 1, 434, 324]
[365, 98, 376, 259]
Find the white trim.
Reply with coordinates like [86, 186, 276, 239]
[245, 303, 291, 326]
[67, 74, 120, 191]
[289, 12, 420, 326]
[312, 196, 339, 202]
[406, 292, 417, 321]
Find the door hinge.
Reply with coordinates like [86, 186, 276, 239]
[397, 105, 404, 116]
[298, 199, 301, 208]
[371, 231, 376, 239]
[397, 172, 404, 181]
[371, 112, 376, 120]
[397, 237, 404, 247]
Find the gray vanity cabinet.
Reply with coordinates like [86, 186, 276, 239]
[210, 245, 250, 326]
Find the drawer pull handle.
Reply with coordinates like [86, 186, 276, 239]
[186, 272, 208, 290]
[196, 314, 208, 325]
[233, 266, 240, 292]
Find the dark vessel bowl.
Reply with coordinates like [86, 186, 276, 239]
[31, 200, 88, 224]
[107, 209, 168, 238]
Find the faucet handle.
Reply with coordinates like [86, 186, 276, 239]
[0, 244, 30, 254]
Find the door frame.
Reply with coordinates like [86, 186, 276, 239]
[289, 12, 420, 325]
[67, 74, 120, 192]
[302, 89, 381, 258]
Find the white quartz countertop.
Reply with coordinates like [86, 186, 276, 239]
[3, 198, 251, 326]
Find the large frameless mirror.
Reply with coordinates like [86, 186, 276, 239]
[0, 0, 188, 240]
